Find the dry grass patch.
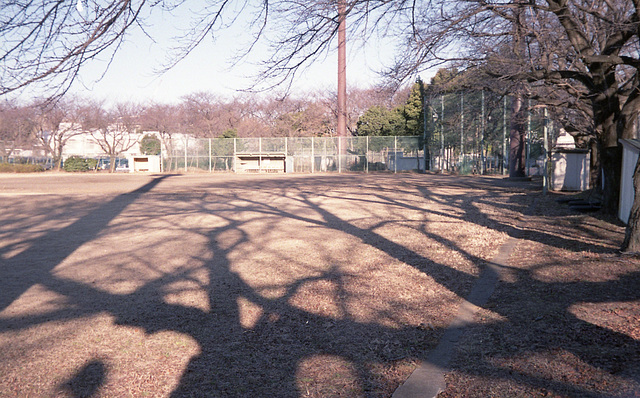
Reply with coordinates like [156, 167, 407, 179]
[3, 173, 623, 397]
[442, 190, 640, 398]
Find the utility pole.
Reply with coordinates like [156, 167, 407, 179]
[337, 0, 347, 138]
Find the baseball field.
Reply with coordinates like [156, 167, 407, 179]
[0, 172, 637, 397]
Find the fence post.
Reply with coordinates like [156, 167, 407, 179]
[481, 90, 485, 174]
[526, 98, 531, 176]
[160, 140, 164, 173]
[503, 96, 508, 175]
[324, 139, 327, 172]
[543, 107, 549, 194]
[366, 136, 369, 173]
[233, 138, 237, 173]
[209, 138, 212, 173]
[338, 136, 342, 173]
[422, 86, 428, 172]
[311, 136, 314, 173]
[259, 137, 262, 173]
[394, 136, 397, 174]
[460, 93, 464, 172]
[184, 136, 188, 173]
[441, 94, 444, 172]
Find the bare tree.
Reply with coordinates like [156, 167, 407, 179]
[140, 102, 181, 170]
[392, 1, 639, 204]
[229, 98, 268, 138]
[0, 0, 149, 98]
[181, 92, 218, 138]
[279, 99, 332, 137]
[0, 100, 37, 161]
[32, 97, 85, 170]
[81, 100, 140, 172]
[176, 89, 399, 139]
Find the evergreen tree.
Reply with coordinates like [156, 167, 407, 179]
[397, 81, 424, 136]
[356, 81, 424, 137]
[139, 134, 162, 155]
[356, 106, 400, 136]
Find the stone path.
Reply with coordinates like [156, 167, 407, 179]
[392, 200, 532, 397]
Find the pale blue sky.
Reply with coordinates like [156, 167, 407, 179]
[69, 6, 404, 104]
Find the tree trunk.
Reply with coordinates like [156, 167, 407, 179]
[53, 138, 63, 171]
[589, 139, 599, 190]
[600, 144, 622, 214]
[54, 144, 64, 171]
[590, 65, 622, 214]
[509, 95, 526, 178]
[109, 155, 117, 173]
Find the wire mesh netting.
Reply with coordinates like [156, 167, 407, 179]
[163, 136, 425, 173]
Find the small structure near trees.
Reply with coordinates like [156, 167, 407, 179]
[127, 133, 162, 173]
[127, 155, 161, 173]
[550, 129, 590, 192]
[619, 139, 640, 224]
[235, 152, 287, 173]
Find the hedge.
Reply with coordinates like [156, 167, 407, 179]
[63, 156, 98, 172]
[0, 163, 45, 173]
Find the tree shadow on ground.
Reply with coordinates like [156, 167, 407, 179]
[0, 175, 169, 313]
[58, 359, 108, 398]
[0, 174, 637, 397]
[441, 258, 640, 397]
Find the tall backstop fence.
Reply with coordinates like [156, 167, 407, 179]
[162, 136, 426, 174]
[161, 92, 561, 175]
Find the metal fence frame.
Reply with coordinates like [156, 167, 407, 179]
[162, 136, 425, 174]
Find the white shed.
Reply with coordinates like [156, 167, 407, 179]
[550, 149, 590, 191]
[619, 139, 640, 224]
[550, 130, 590, 191]
[127, 155, 162, 173]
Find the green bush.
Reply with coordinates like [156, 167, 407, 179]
[0, 163, 45, 173]
[63, 156, 95, 172]
[140, 134, 161, 155]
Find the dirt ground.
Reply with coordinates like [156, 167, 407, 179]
[0, 172, 638, 397]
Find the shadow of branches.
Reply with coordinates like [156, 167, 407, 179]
[0, 173, 637, 397]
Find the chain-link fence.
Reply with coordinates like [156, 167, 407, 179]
[154, 92, 557, 175]
[162, 136, 424, 173]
